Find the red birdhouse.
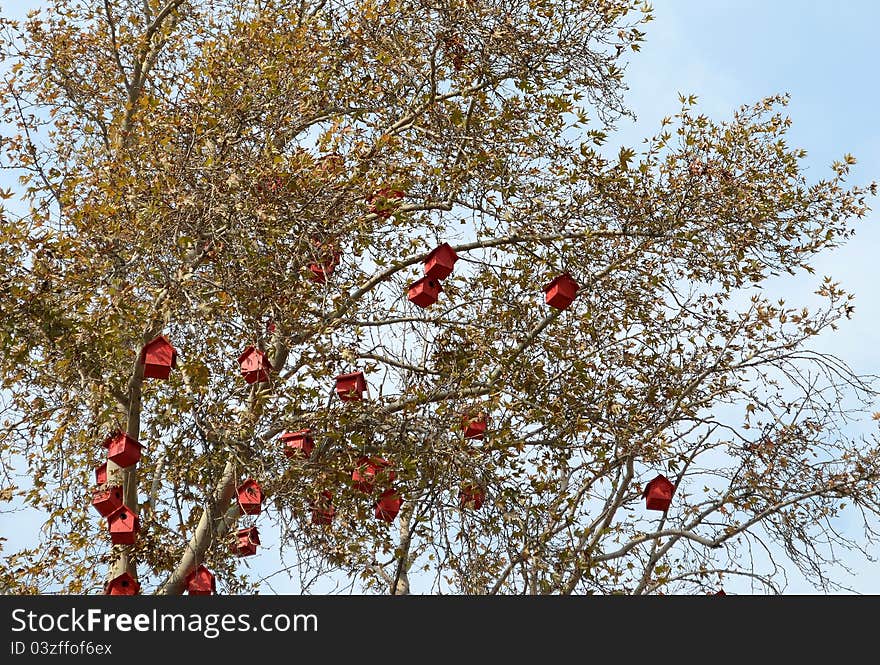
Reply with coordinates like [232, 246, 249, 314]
[91, 485, 123, 517]
[95, 462, 107, 485]
[423, 242, 459, 281]
[107, 506, 140, 545]
[461, 413, 487, 440]
[459, 483, 485, 510]
[543, 273, 579, 310]
[407, 276, 442, 308]
[237, 478, 263, 516]
[309, 262, 333, 283]
[232, 526, 260, 557]
[281, 429, 314, 460]
[351, 456, 397, 494]
[309, 491, 336, 526]
[308, 249, 342, 284]
[712, 589, 726, 596]
[335, 371, 367, 401]
[642, 474, 675, 512]
[237, 346, 273, 384]
[139, 335, 178, 380]
[185, 565, 216, 595]
[367, 187, 405, 219]
[104, 572, 140, 596]
[375, 488, 402, 523]
[102, 431, 142, 468]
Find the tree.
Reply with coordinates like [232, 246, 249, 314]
[0, 0, 877, 596]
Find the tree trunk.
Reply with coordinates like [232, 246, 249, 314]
[158, 459, 240, 595]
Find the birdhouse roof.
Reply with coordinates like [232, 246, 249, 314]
[237, 345, 261, 363]
[237, 346, 274, 374]
[142, 335, 177, 360]
[642, 474, 675, 497]
[108, 505, 137, 521]
[186, 565, 216, 589]
[105, 571, 139, 593]
[238, 526, 260, 544]
[190, 565, 210, 578]
[542, 272, 578, 293]
[335, 371, 366, 391]
[424, 242, 458, 263]
[238, 478, 261, 492]
[282, 429, 312, 440]
[410, 275, 443, 291]
[101, 431, 141, 450]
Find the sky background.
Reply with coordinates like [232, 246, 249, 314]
[605, 0, 880, 592]
[2, 0, 879, 593]
[618, 2, 880, 396]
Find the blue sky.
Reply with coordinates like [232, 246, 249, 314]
[2, 0, 879, 593]
[613, 0, 880, 593]
[618, 0, 880, 402]
[619, 2, 880, 368]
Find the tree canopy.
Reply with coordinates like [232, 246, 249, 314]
[1, 0, 878, 595]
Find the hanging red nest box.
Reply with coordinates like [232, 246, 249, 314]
[232, 526, 260, 557]
[543, 273, 579, 310]
[308, 261, 335, 283]
[281, 429, 314, 460]
[107, 506, 140, 545]
[642, 474, 675, 512]
[423, 242, 459, 281]
[102, 431, 142, 468]
[309, 491, 336, 526]
[459, 483, 486, 510]
[461, 413, 487, 440]
[367, 187, 405, 219]
[185, 565, 216, 595]
[351, 456, 396, 494]
[104, 572, 140, 596]
[407, 276, 442, 308]
[139, 335, 178, 380]
[95, 462, 107, 485]
[237, 478, 263, 516]
[335, 371, 367, 401]
[91, 485, 124, 517]
[308, 248, 342, 284]
[375, 488, 402, 523]
[238, 346, 273, 384]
